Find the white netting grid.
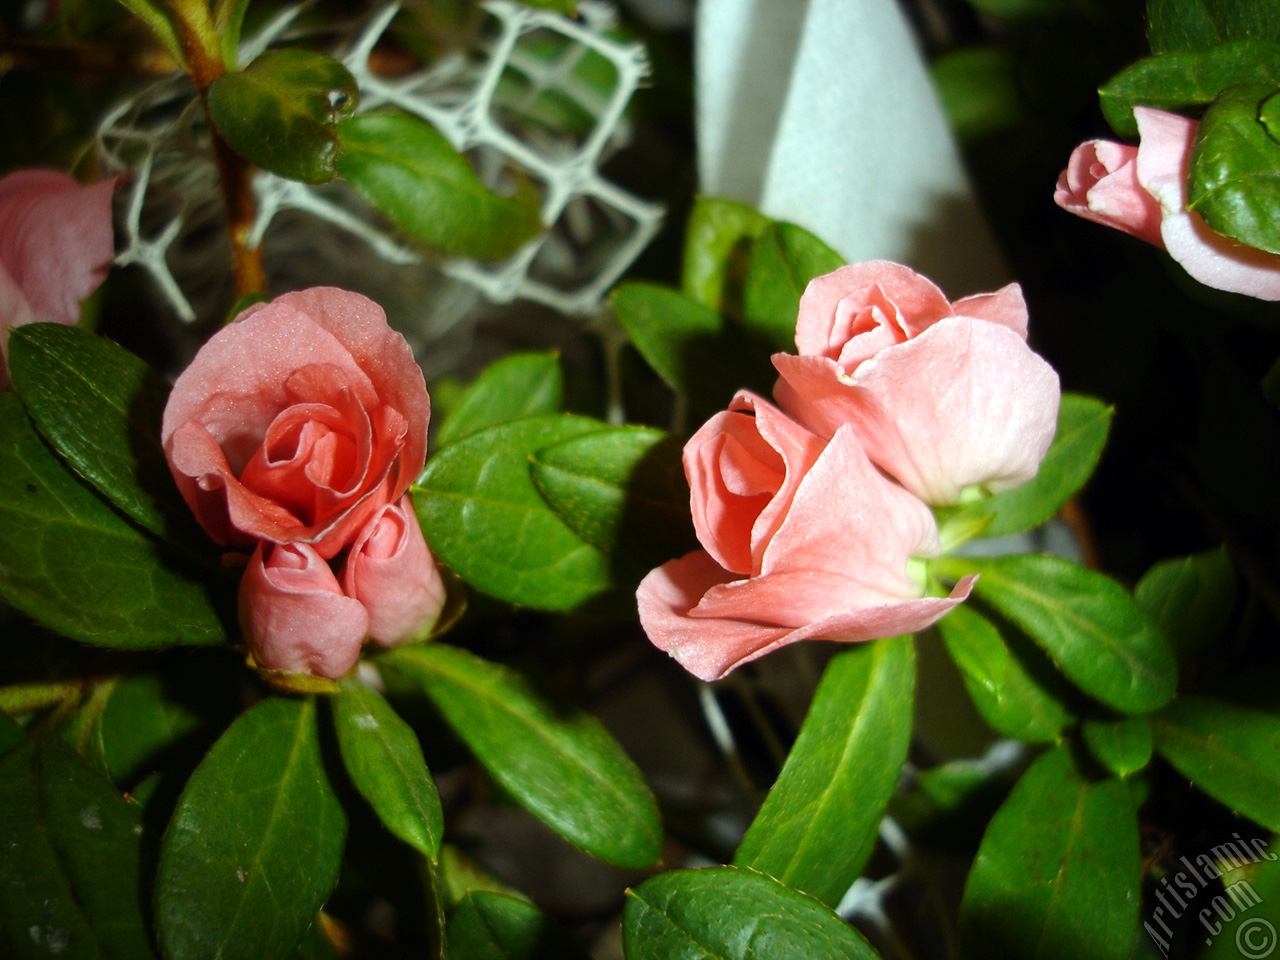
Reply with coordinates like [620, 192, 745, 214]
[98, 0, 664, 324]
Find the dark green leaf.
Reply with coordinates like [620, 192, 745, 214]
[338, 111, 542, 261]
[612, 283, 768, 409]
[1100, 41, 1280, 138]
[937, 553, 1177, 714]
[946, 393, 1112, 541]
[0, 734, 156, 960]
[380, 644, 661, 869]
[1081, 716, 1154, 777]
[0, 712, 22, 756]
[435, 351, 563, 448]
[155, 697, 347, 960]
[742, 221, 845, 353]
[1135, 546, 1236, 666]
[333, 676, 443, 860]
[530, 426, 696, 577]
[413, 414, 614, 610]
[1199, 848, 1280, 960]
[1152, 696, 1280, 831]
[623, 866, 881, 960]
[8, 322, 202, 547]
[0, 393, 230, 649]
[113, 0, 185, 68]
[1148, 0, 1280, 53]
[932, 45, 1024, 140]
[99, 673, 204, 786]
[936, 604, 1073, 742]
[959, 744, 1140, 960]
[514, 0, 577, 11]
[681, 196, 770, 312]
[733, 637, 914, 906]
[447, 891, 589, 960]
[208, 49, 358, 184]
[962, 0, 1063, 22]
[1188, 83, 1280, 255]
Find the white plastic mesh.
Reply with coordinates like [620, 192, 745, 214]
[99, 0, 663, 322]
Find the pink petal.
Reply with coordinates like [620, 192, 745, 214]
[240, 541, 369, 678]
[637, 550, 975, 682]
[0, 170, 117, 328]
[1054, 139, 1164, 246]
[795, 261, 952, 358]
[951, 283, 1030, 339]
[343, 495, 446, 646]
[1134, 107, 1280, 301]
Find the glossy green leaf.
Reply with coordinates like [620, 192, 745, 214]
[530, 425, 696, 577]
[1188, 83, 1280, 255]
[733, 637, 914, 906]
[0, 393, 230, 649]
[742, 221, 845, 353]
[624, 866, 881, 960]
[8, 322, 202, 547]
[413, 414, 613, 610]
[936, 604, 1073, 742]
[681, 196, 770, 312]
[1152, 696, 1280, 831]
[338, 111, 542, 261]
[1100, 41, 1280, 138]
[1147, 0, 1280, 53]
[333, 675, 443, 859]
[113, 0, 185, 68]
[447, 891, 589, 960]
[612, 283, 767, 408]
[1135, 546, 1236, 666]
[435, 351, 563, 448]
[938, 553, 1177, 714]
[99, 672, 204, 786]
[959, 744, 1140, 960]
[155, 697, 347, 960]
[0, 712, 22, 756]
[381, 644, 661, 869]
[213, 0, 253, 69]
[208, 49, 358, 184]
[1198, 847, 1280, 960]
[947, 393, 1112, 541]
[1081, 716, 1154, 777]
[0, 734, 156, 960]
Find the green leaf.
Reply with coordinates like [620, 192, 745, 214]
[0, 712, 22, 756]
[937, 553, 1177, 715]
[413, 414, 614, 610]
[961, 0, 1064, 22]
[1135, 546, 1236, 667]
[733, 637, 914, 907]
[959, 744, 1140, 960]
[332, 676, 443, 860]
[681, 196, 770, 313]
[530, 426, 696, 578]
[946, 393, 1112, 541]
[742, 221, 845, 353]
[612, 283, 767, 409]
[447, 891, 589, 960]
[1199, 848, 1280, 960]
[208, 49, 358, 184]
[338, 111, 542, 261]
[0, 393, 230, 649]
[1152, 696, 1280, 831]
[155, 697, 347, 960]
[8, 322, 202, 547]
[112, 0, 186, 69]
[936, 604, 1074, 742]
[435, 351, 563, 448]
[514, 0, 577, 11]
[623, 866, 882, 960]
[1099, 41, 1280, 138]
[213, 0, 253, 69]
[99, 672, 205, 786]
[1147, 0, 1280, 53]
[1081, 716, 1154, 777]
[0, 734, 156, 960]
[380, 644, 661, 869]
[932, 45, 1025, 140]
[1188, 83, 1280, 255]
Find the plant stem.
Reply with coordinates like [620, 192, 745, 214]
[168, 0, 266, 299]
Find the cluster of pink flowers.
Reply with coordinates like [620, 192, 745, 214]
[1055, 106, 1280, 301]
[0, 169, 117, 384]
[161, 288, 445, 680]
[637, 261, 1061, 681]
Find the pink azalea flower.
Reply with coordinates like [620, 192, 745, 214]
[1055, 106, 1280, 301]
[637, 391, 974, 681]
[0, 169, 117, 382]
[772, 261, 1061, 505]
